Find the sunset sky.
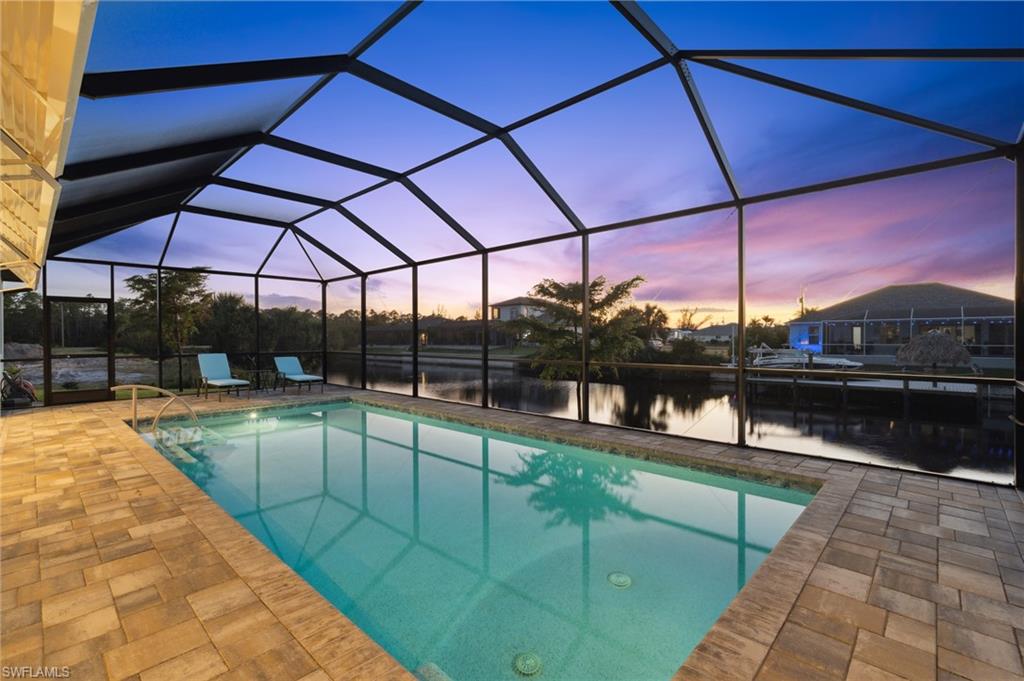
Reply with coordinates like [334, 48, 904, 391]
[63, 2, 1022, 323]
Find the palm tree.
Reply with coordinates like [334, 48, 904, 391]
[500, 449, 643, 528]
[639, 303, 670, 341]
[510, 275, 645, 418]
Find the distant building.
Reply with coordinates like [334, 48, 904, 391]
[692, 323, 738, 343]
[667, 323, 737, 343]
[788, 283, 1013, 357]
[490, 296, 545, 322]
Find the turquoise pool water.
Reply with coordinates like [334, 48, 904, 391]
[150, 402, 812, 681]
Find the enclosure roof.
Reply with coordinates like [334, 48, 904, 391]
[49, 1, 1024, 281]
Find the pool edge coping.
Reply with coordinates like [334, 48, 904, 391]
[145, 391, 842, 681]
[109, 399, 419, 680]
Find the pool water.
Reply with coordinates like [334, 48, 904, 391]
[150, 402, 812, 681]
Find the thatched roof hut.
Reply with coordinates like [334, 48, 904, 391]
[896, 331, 971, 367]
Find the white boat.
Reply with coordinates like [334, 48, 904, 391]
[749, 344, 863, 370]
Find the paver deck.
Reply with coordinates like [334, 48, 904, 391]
[3, 386, 1024, 681]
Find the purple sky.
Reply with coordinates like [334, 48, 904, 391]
[60, 2, 1021, 322]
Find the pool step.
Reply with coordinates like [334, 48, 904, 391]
[416, 662, 453, 681]
[154, 426, 227, 462]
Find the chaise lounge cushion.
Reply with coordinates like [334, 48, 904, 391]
[206, 378, 250, 387]
[198, 353, 250, 388]
[280, 373, 322, 383]
[274, 356, 322, 382]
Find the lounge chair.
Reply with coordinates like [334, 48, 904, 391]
[197, 353, 250, 401]
[274, 356, 324, 393]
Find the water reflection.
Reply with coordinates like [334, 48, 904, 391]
[161, 404, 810, 681]
[328, 359, 1012, 484]
[502, 451, 642, 528]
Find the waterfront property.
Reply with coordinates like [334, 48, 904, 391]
[788, 283, 1014, 369]
[2, 1, 1023, 680]
[490, 297, 546, 322]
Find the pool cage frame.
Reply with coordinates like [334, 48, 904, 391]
[28, 2, 1024, 484]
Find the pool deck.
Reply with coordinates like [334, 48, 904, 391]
[3, 386, 1024, 681]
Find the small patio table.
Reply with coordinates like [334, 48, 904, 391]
[245, 368, 280, 392]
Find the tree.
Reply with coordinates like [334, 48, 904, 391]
[500, 449, 642, 528]
[326, 309, 361, 351]
[194, 293, 255, 355]
[122, 270, 210, 354]
[260, 306, 321, 353]
[510, 275, 645, 418]
[637, 303, 670, 341]
[2, 290, 43, 347]
[668, 336, 709, 364]
[677, 306, 713, 331]
[745, 315, 788, 350]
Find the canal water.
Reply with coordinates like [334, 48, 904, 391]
[328, 359, 1014, 485]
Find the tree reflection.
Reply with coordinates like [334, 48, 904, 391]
[603, 371, 725, 433]
[500, 450, 644, 528]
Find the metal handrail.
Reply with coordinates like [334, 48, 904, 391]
[110, 384, 200, 433]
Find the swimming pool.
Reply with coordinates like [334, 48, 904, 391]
[149, 401, 813, 681]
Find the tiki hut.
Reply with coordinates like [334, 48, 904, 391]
[896, 330, 972, 371]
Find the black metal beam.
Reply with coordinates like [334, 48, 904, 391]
[500, 134, 586, 231]
[56, 177, 206, 221]
[740, 146, 1015, 206]
[736, 206, 746, 447]
[695, 58, 1011, 149]
[351, 1, 420, 59]
[292, 229, 324, 280]
[80, 54, 350, 99]
[347, 59, 501, 135]
[180, 205, 290, 228]
[292, 224, 364, 276]
[511, 57, 669, 130]
[264, 135, 400, 179]
[257, 228, 289, 275]
[210, 176, 333, 207]
[610, 0, 677, 60]
[674, 61, 743, 199]
[51, 198, 183, 253]
[1015, 136, 1023, 488]
[412, 264, 419, 397]
[399, 178, 485, 250]
[360, 275, 368, 389]
[48, 255, 322, 282]
[328, 147, 1013, 279]
[612, 1, 742, 200]
[481, 251, 489, 409]
[158, 212, 180, 267]
[675, 49, 1024, 60]
[60, 133, 265, 180]
[334, 206, 415, 265]
[180, 0, 417, 208]
[581, 232, 590, 421]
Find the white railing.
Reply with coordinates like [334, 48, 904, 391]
[110, 384, 200, 433]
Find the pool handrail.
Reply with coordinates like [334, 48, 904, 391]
[110, 384, 200, 433]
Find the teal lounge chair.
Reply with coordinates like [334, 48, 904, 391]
[274, 356, 324, 393]
[197, 353, 250, 400]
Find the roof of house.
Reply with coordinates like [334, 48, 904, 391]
[692, 322, 739, 336]
[491, 296, 543, 308]
[792, 283, 1013, 322]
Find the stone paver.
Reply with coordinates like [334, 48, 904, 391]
[1, 389, 412, 680]
[4, 385, 1024, 680]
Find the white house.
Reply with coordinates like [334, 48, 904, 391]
[490, 296, 545, 322]
[668, 323, 737, 343]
